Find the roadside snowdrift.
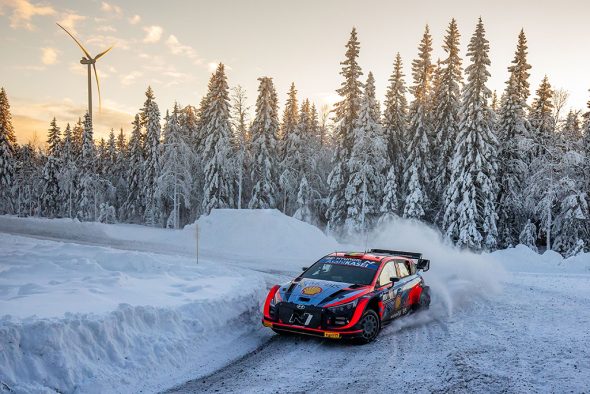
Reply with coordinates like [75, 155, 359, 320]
[0, 209, 340, 273]
[0, 210, 340, 393]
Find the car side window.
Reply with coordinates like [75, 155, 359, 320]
[396, 261, 410, 278]
[378, 262, 396, 287]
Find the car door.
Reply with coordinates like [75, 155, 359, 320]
[377, 261, 398, 321]
[393, 259, 421, 313]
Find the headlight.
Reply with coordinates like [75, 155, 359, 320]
[270, 290, 282, 306]
[327, 298, 358, 314]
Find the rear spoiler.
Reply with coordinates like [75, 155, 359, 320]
[369, 249, 430, 272]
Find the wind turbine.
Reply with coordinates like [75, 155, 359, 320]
[57, 23, 113, 120]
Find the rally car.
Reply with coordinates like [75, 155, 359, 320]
[262, 249, 431, 344]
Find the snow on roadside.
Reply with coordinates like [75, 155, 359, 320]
[0, 209, 341, 393]
[0, 232, 269, 393]
[0, 209, 340, 273]
[488, 244, 590, 274]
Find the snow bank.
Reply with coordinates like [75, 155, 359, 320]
[193, 209, 341, 271]
[0, 233, 269, 393]
[489, 244, 590, 274]
[0, 209, 340, 273]
[361, 218, 506, 318]
[0, 209, 344, 392]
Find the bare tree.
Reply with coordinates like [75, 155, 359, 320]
[552, 88, 569, 128]
[319, 104, 332, 147]
[230, 85, 251, 209]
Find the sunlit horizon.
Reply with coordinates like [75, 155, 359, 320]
[1, 0, 589, 145]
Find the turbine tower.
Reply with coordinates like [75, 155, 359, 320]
[57, 23, 113, 120]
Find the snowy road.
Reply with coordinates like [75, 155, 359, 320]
[2, 213, 589, 393]
[168, 272, 590, 394]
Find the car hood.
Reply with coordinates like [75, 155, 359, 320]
[279, 278, 369, 307]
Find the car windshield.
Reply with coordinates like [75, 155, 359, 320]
[300, 260, 377, 285]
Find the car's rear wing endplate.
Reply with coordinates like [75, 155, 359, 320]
[369, 249, 430, 272]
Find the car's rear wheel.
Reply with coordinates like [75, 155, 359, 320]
[356, 309, 381, 344]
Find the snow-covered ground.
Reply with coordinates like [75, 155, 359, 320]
[1, 211, 589, 393]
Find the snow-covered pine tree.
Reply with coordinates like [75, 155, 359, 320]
[201, 63, 235, 214]
[78, 112, 97, 220]
[519, 219, 538, 252]
[41, 120, 61, 218]
[293, 175, 316, 225]
[345, 72, 387, 235]
[72, 117, 83, 160]
[280, 82, 299, 143]
[81, 112, 95, 171]
[383, 53, 409, 159]
[141, 86, 162, 226]
[278, 83, 300, 213]
[58, 123, 78, 218]
[403, 25, 435, 220]
[13, 144, 37, 216]
[105, 129, 117, 175]
[0, 88, 16, 146]
[122, 115, 144, 222]
[0, 87, 16, 213]
[309, 103, 320, 147]
[327, 27, 363, 233]
[47, 117, 61, 158]
[529, 76, 555, 157]
[562, 110, 582, 144]
[432, 19, 463, 221]
[249, 76, 279, 209]
[442, 18, 499, 251]
[158, 103, 194, 228]
[496, 30, 532, 247]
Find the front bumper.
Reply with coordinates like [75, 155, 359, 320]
[262, 298, 369, 339]
[261, 318, 363, 339]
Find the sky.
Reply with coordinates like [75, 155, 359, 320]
[1, 0, 589, 144]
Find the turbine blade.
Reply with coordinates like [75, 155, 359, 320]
[56, 23, 91, 59]
[93, 63, 102, 113]
[94, 46, 113, 61]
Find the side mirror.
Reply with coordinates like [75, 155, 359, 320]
[417, 259, 430, 272]
[302, 267, 309, 271]
[390, 276, 400, 284]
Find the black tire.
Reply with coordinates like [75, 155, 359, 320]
[418, 286, 431, 310]
[355, 309, 381, 344]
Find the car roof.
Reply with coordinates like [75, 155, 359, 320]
[328, 252, 412, 264]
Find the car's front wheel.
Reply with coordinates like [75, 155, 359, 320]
[356, 309, 381, 344]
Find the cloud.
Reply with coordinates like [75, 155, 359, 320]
[86, 34, 128, 50]
[57, 11, 86, 35]
[1, 0, 56, 30]
[165, 34, 198, 59]
[100, 1, 122, 16]
[41, 47, 58, 65]
[128, 14, 140, 24]
[96, 25, 116, 33]
[120, 71, 142, 86]
[12, 98, 135, 145]
[143, 25, 163, 43]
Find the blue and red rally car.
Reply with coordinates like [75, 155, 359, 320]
[262, 249, 431, 343]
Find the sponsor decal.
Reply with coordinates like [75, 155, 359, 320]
[263, 321, 273, 328]
[302, 286, 322, 295]
[324, 332, 341, 339]
[318, 257, 379, 269]
[394, 294, 402, 310]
